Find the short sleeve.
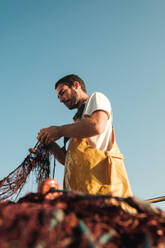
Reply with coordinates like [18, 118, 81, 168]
[83, 92, 111, 118]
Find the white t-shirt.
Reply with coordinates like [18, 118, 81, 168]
[82, 92, 113, 152]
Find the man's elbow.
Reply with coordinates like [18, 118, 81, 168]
[93, 121, 105, 135]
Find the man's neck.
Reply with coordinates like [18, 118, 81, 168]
[77, 93, 88, 109]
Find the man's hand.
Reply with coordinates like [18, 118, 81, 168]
[37, 126, 62, 145]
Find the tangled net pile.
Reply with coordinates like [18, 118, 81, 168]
[0, 142, 51, 201]
[0, 191, 165, 248]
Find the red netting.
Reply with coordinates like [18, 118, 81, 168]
[0, 192, 165, 248]
[0, 142, 51, 201]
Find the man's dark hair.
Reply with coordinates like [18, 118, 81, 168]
[55, 74, 87, 92]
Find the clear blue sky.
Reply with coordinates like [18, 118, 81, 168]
[0, 0, 165, 209]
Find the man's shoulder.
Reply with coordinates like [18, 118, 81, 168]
[84, 91, 111, 115]
[89, 92, 110, 103]
[82, 91, 111, 119]
[90, 91, 105, 96]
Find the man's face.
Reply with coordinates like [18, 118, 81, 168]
[56, 83, 79, 109]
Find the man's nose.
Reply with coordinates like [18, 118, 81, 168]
[59, 95, 64, 103]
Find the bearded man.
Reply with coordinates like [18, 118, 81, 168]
[37, 74, 132, 197]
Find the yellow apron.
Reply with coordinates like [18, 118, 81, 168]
[63, 133, 133, 199]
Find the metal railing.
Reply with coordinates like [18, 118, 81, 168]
[146, 196, 165, 204]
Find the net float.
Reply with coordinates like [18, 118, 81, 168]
[38, 178, 62, 200]
[28, 148, 37, 153]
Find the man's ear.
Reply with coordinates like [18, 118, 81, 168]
[73, 81, 80, 89]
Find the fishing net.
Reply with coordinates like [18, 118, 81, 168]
[0, 191, 165, 248]
[0, 142, 51, 201]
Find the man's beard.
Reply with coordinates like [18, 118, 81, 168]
[64, 92, 79, 110]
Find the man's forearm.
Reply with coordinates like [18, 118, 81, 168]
[59, 118, 99, 139]
[47, 142, 66, 166]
